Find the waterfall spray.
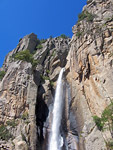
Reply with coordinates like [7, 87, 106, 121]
[49, 68, 64, 150]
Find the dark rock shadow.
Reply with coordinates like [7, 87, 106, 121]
[35, 85, 49, 148]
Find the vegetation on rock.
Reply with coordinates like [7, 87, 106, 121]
[93, 101, 113, 148]
[21, 112, 29, 120]
[40, 39, 47, 44]
[6, 120, 18, 128]
[40, 74, 54, 87]
[50, 80, 54, 87]
[46, 69, 50, 74]
[0, 124, 13, 141]
[36, 44, 43, 49]
[14, 49, 38, 68]
[0, 71, 6, 80]
[19, 38, 22, 42]
[78, 11, 94, 22]
[14, 49, 33, 62]
[60, 34, 69, 39]
[51, 50, 56, 57]
[93, 101, 113, 133]
[76, 31, 82, 38]
[21, 132, 27, 142]
[57, 34, 69, 39]
[41, 75, 50, 81]
[35, 38, 47, 49]
[93, 116, 104, 130]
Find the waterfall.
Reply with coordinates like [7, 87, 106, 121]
[49, 68, 64, 150]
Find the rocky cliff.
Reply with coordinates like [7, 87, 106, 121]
[0, 0, 113, 150]
[66, 0, 113, 149]
[0, 33, 71, 150]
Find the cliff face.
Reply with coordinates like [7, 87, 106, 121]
[0, 0, 113, 150]
[0, 34, 71, 150]
[66, 0, 113, 149]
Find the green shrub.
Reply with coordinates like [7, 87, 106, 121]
[9, 56, 13, 62]
[40, 74, 50, 82]
[93, 116, 104, 130]
[60, 34, 69, 39]
[0, 71, 6, 80]
[93, 101, 113, 133]
[50, 80, 54, 87]
[21, 112, 29, 120]
[87, 12, 94, 22]
[46, 69, 50, 74]
[21, 133, 26, 142]
[42, 76, 50, 80]
[78, 11, 94, 22]
[6, 120, 17, 128]
[0, 124, 13, 141]
[14, 49, 33, 63]
[25, 120, 30, 125]
[78, 11, 87, 22]
[14, 49, 38, 68]
[51, 50, 56, 57]
[76, 32, 82, 38]
[101, 102, 113, 131]
[19, 38, 22, 42]
[32, 60, 38, 68]
[40, 39, 47, 44]
[36, 44, 43, 49]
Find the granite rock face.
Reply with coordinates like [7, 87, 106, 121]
[66, 0, 113, 149]
[0, 0, 113, 150]
[0, 34, 70, 150]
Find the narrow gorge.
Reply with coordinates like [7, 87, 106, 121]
[0, 0, 113, 150]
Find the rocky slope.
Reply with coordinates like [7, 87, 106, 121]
[0, 0, 113, 150]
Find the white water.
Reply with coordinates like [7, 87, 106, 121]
[49, 68, 64, 150]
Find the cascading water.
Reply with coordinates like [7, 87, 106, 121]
[49, 68, 65, 150]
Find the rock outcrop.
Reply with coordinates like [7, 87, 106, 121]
[66, 0, 113, 149]
[0, 0, 113, 150]
[0, 33, 71, 150]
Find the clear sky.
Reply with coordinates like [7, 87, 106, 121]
[0, 0, 87, 67]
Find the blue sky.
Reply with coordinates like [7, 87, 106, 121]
[0, 0, 87, 67]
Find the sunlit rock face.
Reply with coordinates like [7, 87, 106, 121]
[0, 33, 70, 150]
[66, 0, 113, 149]
[0, 0, 113, 150]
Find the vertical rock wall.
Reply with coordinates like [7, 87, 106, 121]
[0, 33, 39, 150]
[66, 0, 113, 149]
